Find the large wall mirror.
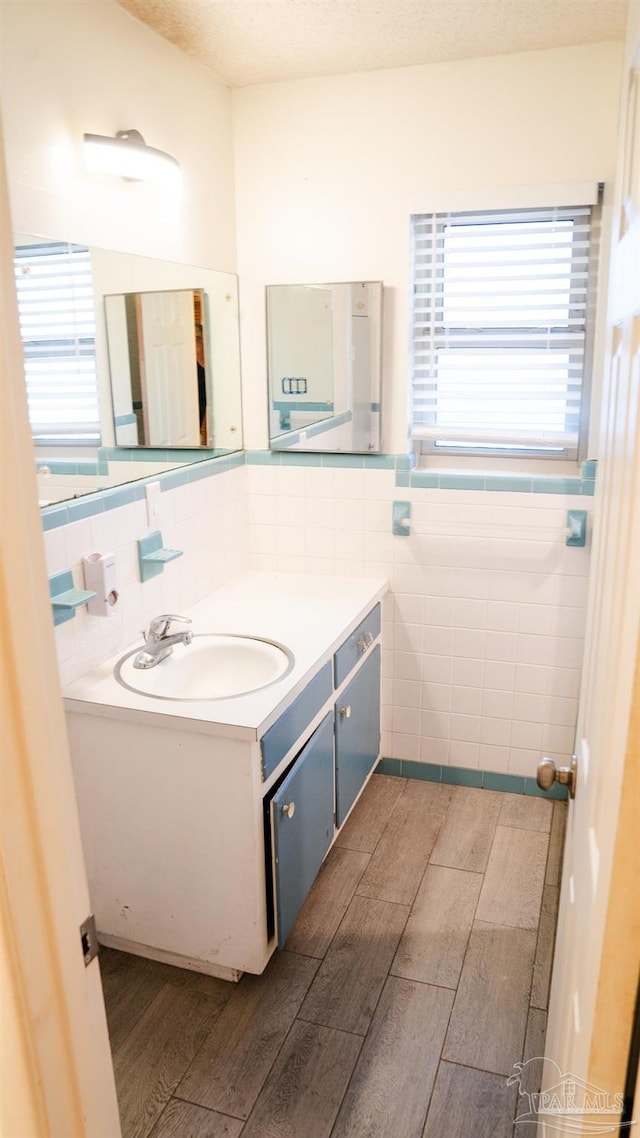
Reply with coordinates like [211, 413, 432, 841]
[266, 281, 382, 453]
[14, 236, 243, 505]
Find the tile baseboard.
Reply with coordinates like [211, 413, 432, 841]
[376, 758, 568, 799]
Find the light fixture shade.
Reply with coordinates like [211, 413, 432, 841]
[83, 129, 181, 187]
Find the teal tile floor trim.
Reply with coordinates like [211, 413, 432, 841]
[377, 758, 568, 799]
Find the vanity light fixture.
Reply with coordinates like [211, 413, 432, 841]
[83, 129, 181, 187]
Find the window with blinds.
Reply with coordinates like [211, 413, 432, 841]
[14, 241, 100, 444]
[410, 204, 598, 458]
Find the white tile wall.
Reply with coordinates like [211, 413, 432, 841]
[45, 461, 590, 780]
[247, 464, 590, 779]
[45, 465, 250, 685]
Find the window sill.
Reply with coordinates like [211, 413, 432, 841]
[414, 452, 586, 478]
[399, 453, 596, 496]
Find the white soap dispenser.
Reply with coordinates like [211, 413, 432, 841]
[83, 552, 118, 617]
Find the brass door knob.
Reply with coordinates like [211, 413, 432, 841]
[536, 755, 577, 798]
[281, 802, 296, 819]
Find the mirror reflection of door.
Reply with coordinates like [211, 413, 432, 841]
[105, 287, 209, 448]
[139, 289, 200, 447]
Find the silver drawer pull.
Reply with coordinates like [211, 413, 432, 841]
[357, 631, 374, 653]
[281, 802, 296, 819]
[340, 706, 352, 719]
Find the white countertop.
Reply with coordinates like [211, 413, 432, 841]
[63, 571, 388, 740]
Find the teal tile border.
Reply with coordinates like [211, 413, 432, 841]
[246, 450, 414, 471]
[378, 758, 568, 799]
[40, 447, 598, 532]
[484, 475, 534, 493]
[272, 400, 335, 412]
[37, 459, 100, 475]
[403, 470, 594, 496]
[242, 450, 596, 496]
[279, 452, 323, 467]
[246, 450, 281, 465]
[322, 453, 364, 468]
[41, 451, 248, 531]
[439, 473, 485, 491]
[66, 496, 104, 522]
[395, 453, 418, 471]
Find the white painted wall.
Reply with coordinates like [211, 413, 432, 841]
[0, 0, 236, 269]
[233, 42, 623, 452]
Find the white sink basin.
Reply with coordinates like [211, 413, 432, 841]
[115, 634, 294, 701]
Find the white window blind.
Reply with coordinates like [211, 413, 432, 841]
[410, 204, 598, 458]
[14, 241, 100, 444]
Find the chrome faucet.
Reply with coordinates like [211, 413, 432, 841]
[133, 614, 193, 669]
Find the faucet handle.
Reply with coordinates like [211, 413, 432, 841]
[148, 613, 192, 638]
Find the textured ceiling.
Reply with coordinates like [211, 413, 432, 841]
[115, 0, 627, 88]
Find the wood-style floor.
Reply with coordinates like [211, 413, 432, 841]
[100, 775, 566, 1138]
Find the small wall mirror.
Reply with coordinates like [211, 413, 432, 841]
[267, 281, 382, 453]
[105, 287, 210, 447]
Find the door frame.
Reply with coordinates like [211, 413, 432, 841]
[0, 123, 121, 1137]
[542, 1, 640, 1126]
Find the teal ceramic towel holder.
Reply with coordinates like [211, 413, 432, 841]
[566, 510, 587, 547]
[392, 501, 411, 536]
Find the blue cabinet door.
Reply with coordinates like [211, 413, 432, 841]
[271, 712, 335, 946]
[335, 646, 381, 828]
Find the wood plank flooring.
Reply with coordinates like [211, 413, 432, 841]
[100, 776, 565, 1137]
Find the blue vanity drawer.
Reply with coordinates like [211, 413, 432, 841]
[334, 603, 381, 688]
[261, 660, 333, 781]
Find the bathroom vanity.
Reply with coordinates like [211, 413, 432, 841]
[63, 572, 386, 980]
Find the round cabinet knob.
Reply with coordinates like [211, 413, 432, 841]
[536, 755, 578, 798]
[281, 802, 296, 819]
[340, 706, 352, 719]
